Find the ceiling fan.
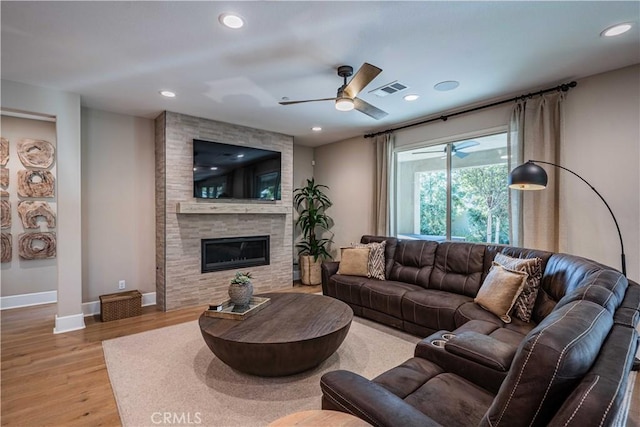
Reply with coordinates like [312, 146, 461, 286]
[413, 140, 480, 159]
[279, 63, 388, 120]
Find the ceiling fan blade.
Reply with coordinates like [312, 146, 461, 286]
[343, 63, 382, 98]
[454, 151, 470, 159]
[279, 97, 337, 105]
[353, 97, 388, 120]
[454, 140, 480, 151]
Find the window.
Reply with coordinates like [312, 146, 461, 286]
[395, 132, 510, 244]
[200, 183, 227, 199]
[256, 171, 281, 200]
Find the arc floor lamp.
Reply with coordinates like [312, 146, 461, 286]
[509, 160, 626, 277]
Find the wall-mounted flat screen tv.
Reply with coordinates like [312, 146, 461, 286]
[193, 139, 282, 200]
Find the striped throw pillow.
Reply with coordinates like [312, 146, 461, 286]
[494, 253, 543, 322]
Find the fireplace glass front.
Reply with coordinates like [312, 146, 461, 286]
[201, 235, 270, 273]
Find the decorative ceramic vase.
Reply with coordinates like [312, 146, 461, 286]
[228, 281, 253, 307]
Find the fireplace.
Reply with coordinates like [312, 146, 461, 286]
[201, 235, 270, 273]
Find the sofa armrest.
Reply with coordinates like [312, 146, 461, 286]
[321, 261, 340, 295]
[320, 370, 440, 427]
[445, 331, 517, 371]
[415, 331, 510, 394]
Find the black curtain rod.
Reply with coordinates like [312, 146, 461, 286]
[364, 81, 577, 139]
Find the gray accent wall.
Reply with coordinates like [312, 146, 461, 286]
[155, 111, 293, 311]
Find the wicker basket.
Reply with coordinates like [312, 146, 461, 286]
[299, 255, 322, 285]
[99, 290, 142, 322]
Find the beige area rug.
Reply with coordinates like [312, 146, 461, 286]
[103, 317, 421, 427]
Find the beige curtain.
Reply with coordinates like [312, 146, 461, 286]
[508, 93, 565, 251]
[374, 133, 393, 236]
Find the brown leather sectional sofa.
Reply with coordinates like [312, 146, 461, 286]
[320, 235, 640, 427]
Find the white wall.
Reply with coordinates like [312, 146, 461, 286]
[1, 79, 83, 332]
[314, 65, 640, 281]
[561, 64, 639, 281]
[81, 108, 156, 301]
[0, 116, 57, 296]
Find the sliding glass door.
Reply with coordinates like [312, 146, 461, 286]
[395, 133, 510, 244]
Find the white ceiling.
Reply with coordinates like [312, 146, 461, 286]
[2, 1, 638, 147]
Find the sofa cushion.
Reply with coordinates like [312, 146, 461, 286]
[337, 247, 370, 277]
[388, 240, 438, 287]
[373, 357, 444, 399]
[455, 302, 504, 328]
[480, 300, 613, 427]
[360, 280, 423, 319]
[406, 373, 494, 426]
[430, 242, 486, 297]
[402, 289, 472, 332]
[494, 252, 543, 322]
[532, 253, 609, 323]
[452, 317, 533, 348]
[475, 263, 528, 323]
[327, 274, 368, 306]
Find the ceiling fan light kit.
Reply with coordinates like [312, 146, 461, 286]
[335, 97, 354, 111]
[279, 63, 388, 120]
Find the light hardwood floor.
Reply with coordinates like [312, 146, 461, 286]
[0, 283, 321, 426]
[1, 284, 638, 426]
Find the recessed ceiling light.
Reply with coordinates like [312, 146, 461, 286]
[210, 167, 218, 170]
[311, 126, 322, 132]
[237, 154, 244, 158]
[219, 13, 244, 29]
[601, 23, 633, 37]
[193, 167, 197, 171]
[159, 90, 176, 98]
[434, 81, 460, 92]
[403, 94, 419, 101]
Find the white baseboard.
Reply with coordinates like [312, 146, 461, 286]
[0, 290, 57, 310]
[0, 290, 156, 316]
[82, 291, 157, 317]
[53, 313, 86, 334]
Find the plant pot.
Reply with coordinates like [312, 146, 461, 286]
[228, 282, 253, 307]
[299, 255, 322, 286]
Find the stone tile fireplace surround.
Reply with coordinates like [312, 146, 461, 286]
[155, 111, 293, 311]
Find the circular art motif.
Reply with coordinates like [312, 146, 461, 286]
[17, 170, 55, 198]
[0, 137, 8, 166]
[18, 232, 56, 260]
[17, 138, 55, 169]
[1, 200, 10, 229]
[1, 232, 11, 263]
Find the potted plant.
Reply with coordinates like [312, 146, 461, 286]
[294, 178, 333, 285]
[228, 271, 253, 307]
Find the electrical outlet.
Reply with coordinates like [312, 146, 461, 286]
[118, 280, 126, 290]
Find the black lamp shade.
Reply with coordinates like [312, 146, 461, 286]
[508, 161, 548, 190]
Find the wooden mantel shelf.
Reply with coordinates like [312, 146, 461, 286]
[176, 202, 291, 215]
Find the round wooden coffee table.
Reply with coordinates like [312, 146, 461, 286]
[199, 293, 353, 376]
